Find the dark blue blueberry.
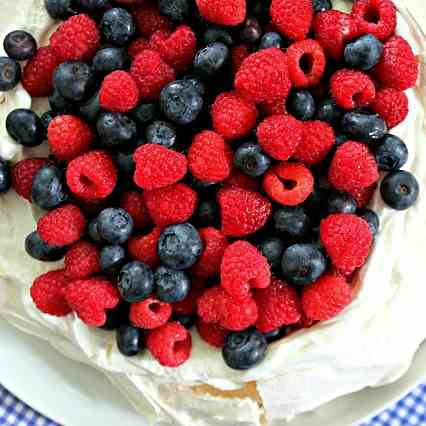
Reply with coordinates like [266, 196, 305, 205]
[97, 112, 137, 149]
[317, 99, 343, 127]
[223, 329, 267, 370]
[182, 76, 206, 95]
[40, 110, 57, 134]
[118, 261, 154, 302]
[100, 245, 127, 275]
[44, 0, 78, 19]
[101, 303, 130, 330]
[259, 32, 283, 50]
[358, 208, 380, 236]
[193, 42, 229, 77]
[344, 35, 384, 71]
[258, 238, 285, 271]
[158, 223, 203, 270]
[194, 199, 220, 227]
[172, 313, 197, 329]
[305, 185, 330, 224]
[0, 159, 11, 193]
[335, 134, 348, 146]
[146, 121, 177, 148]
[77, 0, 109, 10]
[117, 325, 144, 356]
[88, 219, 104, 243]
[101, 8, 136, 46]
[6, 109, 44, 147]
[25, 231, 67, 262]
[0, 57, 21, 91]
[203, 26, 234, 46]
[78, 90, 101, 123]
[274, 207, 310, 239]
[374, 134, 408, 172]
[49, 90, 74, 113]
[154, 265, 191, 303]
[263, 327, 288, 343]
[114, 140, 144, 176]
[4, 31, 37, 61]
[92, 47, 130, 75]
[313, 0, 332, 12]
[380, 170, 419, 211]
[97, 207, 134, 244]
[341, 111, 387, 142]
[240, 16, 262, 43]
[159, 0, 191, 21]
[234, 143, 271, 178]
[281, 244, 326, 286]
[288, 90, 316, 121]
[327, 192, 357, 214]
[130, 103, 157, 126]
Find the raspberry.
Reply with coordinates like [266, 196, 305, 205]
[120, 191, 152, 230]
[195, 0, 246, 26]
[254, 278, 302, 333]
[128, 38, 150, 59]
[48, 115, 94, 162]
[257, 115, 303, 161]
[133, 1, 173, 38]
[50, 14, 100, 62]
[188, 131, 233, 183]
[99, 71, 140, 113]
[31, 270, 71, 317]
[371, 88, 408, 129]
[302, 274, 353, 321]
[263, 163, 314, 206]
[197, 320, 228, 348]
[144, 183, 198, 227]
[66, 150, 117, 201]
[128, 227, 162, 268]
[38, 204, 86, 247]
[147, 322, 192, 367]
[330, 69, 376, 110]
[11, 158, 51, 201]
[320, 213, 373, 274]
[352, 0, 396, 41]
[130, 50, 175, 100]
[172, 279, 205, 315]
[197, 286, 222, 323]
[221, 241, 271, 301]
[235, 48, 292, 103]
[351, 183, 377, 208]
[211, 92, 258, 140]
[373, 36, 418, 90]
[218, 187, 272, 237]
[21, 46, 60, 97]
[287, 39, 326, 88]
[133, 144, 187, 190]
[223, 170, 260, 192]
[192, 228, 229, 278]
[270, 0, 314, 41]
[231, 45, 250, 75]
[64, 241, 101, 280]
[294, 121, 335, 165]
[329, 141, 379, 195]
[259, 100, 288, 116]
[130, 296, 172, 329]
[65, 278, 120, 327]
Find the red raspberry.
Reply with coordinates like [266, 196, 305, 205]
[330, 69, 376, 110]
[133, 144, 187, 190]
[302, 274, 353, 321]
[11, 158, 51, 201]
[65, 278, 120, 327]
[128, 227, 162, 268]
[130, 50, 176, 100]
[172, 279, 205, 315]
[120, 191, 152, 230]
[320, 213, 373, 275]
[371, 88, 408, 129]
[133, 1, 173, 38]
[144, 183, 198, 227]
[192, 228, 229, 278]
[147, 322, 192, 367]
[38, 204, 86, 247]
[48, 115, 94, 162]
[231, 45, 250, 75]
[329, 141, 379, 195]
[66, 150, 117, 201]
[197, 286, 222, 324]
[352, 0, 396, 41]
[22, 47, 60, 97]
[263, 163, 314, 206]
[197, 320, 228, 348]
[259, 99, 288, 116]
[223, 170, 260, 192]
[294, 121, 335, 165]
[218, 187, 272, 237]
[195, 0, 246, 26]
[128, 38, 150, 59]
[270, 0, 314, 41]
[130, 296, 172, 329]
[254, 278, 302, 333]
[351, 183, 377, 208]
[235, 48, 292, 103]
[64, 241, 101, 280]
[211, 92, 258, 140]
[373, 36, 418, 90]
[221, 241, 271, 301]
[287, 39, 326, 88]
[31, 270, 71, 317]
[188, 131, 233, 183]
[257, 115, 303, 161]
[50, 14, 100, 62]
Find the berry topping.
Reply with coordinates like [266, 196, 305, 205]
[130, 296, 172, 329]
[128, 227, 162, 268]
[344, 34, 384, 71]
[154, 265, 191, 302]
[97, 208, 134, 244]
[234, 143, 271, 178]
[120, 191, 152, 230]
[4, 30, 37, 61]
[64, 241, 101, 280]
[380, 170, 419, 211]
[118, 261, 154, 302]
[197, 320, 228, 348]
[371, 88, 409, 129]
[6, 109, 45, 147]
[25, 231, 67, 262]
[195, 0, 246, 26]
[117, 325, 144, 357]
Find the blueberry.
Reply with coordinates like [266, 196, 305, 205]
[114, 140, 144, 176]
[101, 303, 130, 330]
[97, 208, 134, 244]
[154, 265, 191, 303]
[118, 261, 154, 302]
[54, 61, 95, 102]
[0, 57, 21, 92]
[263, 327, 288, 343]
[344, 35, 383, 71]
[97, 112, 137, 149]
[223, 329, 267, 370]
[77, 0, 109, 10]
[6, 109, 44, 147]
[160, 80, 204, 125]
[78, 90, 101, 123]
[288, 90, 316, 121]
[374, 134, 408, 172]
[274, 207, 310, 239]
[31, 165, 69, 210]
[49, 90, 74, 113]
[172, 313, 197, 329]
[259, 32, 283, 50]
[193, 199, 220, 227]
[4, 31, 37, 61]
[335, 134, 348, 146]
[92, 47, 130, 75]
[25, 231, 67, 262]
[101, 8, 136, 46]
[258, 238, 285, 271]
[240, 16, 262, 44]
[234, 143, 271, 178]
[88, 219, 104, 243]
[146, 121, 177, 148]
[100, 245, 127, 275]
[159, 0, 191, 22]
[130, 103, 157, 126]
[358, 208, 380, 236]
[193, 42, 229, 77]
[117, 325, 144, 356]
[281, 244, 326, 286]
[313, 0, 332, 12]
[203, 27, 234, 46]
[44, 0, 78, 19]
[40, 110, 57, 134]
[380, 170, 419, 211]
[158, 223, 203, 270]
[327, 192, 357, 214]
[0, 159, 11, 193]
[341, 111, 387, 142]
[317, 99, 343, 127]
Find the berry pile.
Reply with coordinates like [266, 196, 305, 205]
[0, 0, 420, 370]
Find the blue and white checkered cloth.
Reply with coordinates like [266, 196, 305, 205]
[1, 382, 426, 425]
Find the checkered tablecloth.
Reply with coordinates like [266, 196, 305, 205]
[1, 382, 426, 426]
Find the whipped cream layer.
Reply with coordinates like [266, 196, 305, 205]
[1, 1, 426, 425]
